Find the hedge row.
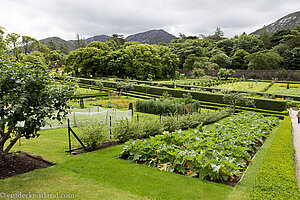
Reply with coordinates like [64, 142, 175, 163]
[250, 117, 300, 199]
[74, 78, 287, 111]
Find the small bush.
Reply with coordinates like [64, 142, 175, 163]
[79, 123, 111, 150]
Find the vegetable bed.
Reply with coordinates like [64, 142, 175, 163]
[120, 112, 279, 186]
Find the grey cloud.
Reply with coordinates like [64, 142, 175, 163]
[0, 0, 299, 40]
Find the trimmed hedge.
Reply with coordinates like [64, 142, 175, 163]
[250, 117, 300, 199]
[74, 78, 288, 112]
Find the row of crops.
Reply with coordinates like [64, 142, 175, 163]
[120, 112, 280, 185]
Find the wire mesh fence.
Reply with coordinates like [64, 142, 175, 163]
[41, 107, 132, 130]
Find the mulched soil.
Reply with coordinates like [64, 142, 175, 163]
[0, 152, 54, 179]
[68, 141, 121, 155]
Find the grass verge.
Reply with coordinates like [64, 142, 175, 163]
[249, 117, 300, 199]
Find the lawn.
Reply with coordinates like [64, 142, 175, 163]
[1, 117, 298, 199]
[266, 83, 300, 96]
[210, 81, 271, 92]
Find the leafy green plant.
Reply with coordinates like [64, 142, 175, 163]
[120, 112, 279, 184]
[79, 123, 111, 150]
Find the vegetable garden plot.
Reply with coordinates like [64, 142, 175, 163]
[120, 112, 279, 186]
[41, 107, 132, 129]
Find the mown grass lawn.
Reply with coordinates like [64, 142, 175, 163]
[210, 81, 271, 92]
[0, 117, 298, 199]
[266, 83, 300, 96]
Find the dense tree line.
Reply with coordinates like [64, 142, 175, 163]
[65, 41, 179, 80]
[170, 27, 300, 71]
[1, 25, 299, 80]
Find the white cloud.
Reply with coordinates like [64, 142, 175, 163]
[0, 0, 299, 40]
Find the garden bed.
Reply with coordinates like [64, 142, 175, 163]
[0, 152, 54, 179]
[120, 112, 280, 186]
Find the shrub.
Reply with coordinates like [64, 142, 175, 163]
[79, 123, 111, 150]
[192, 68, 205, 77]
[135, 98, 201, 115]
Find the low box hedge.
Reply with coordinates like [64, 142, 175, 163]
[75, 78, 287, 112]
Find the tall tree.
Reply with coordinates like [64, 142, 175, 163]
[259, 26, 272, 49]
[65, 47, 104, 77]
[6, 33, 20, 59]
[214, 27, 224, 40]
[21, 36, 39, 54]
[108, 34, 126, 46]
[73, 34, 86, 49]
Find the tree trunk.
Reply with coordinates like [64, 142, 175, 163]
[0, 143, 5, 166]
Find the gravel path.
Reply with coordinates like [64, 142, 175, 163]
[290, 109, 300, 187]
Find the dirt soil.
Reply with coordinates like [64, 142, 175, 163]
[69, 141, 121, 155]
[290, 109, 300, 187]
[0, 152, 54, 179]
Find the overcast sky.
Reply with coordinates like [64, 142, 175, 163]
[0, 0, 299, 40]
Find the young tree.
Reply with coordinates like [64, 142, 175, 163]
[223, 92, 255, 114]
[0, 60, 74, 164]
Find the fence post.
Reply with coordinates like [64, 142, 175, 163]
[129, 103, 133, 116]
[110, 116, 112, 139]
[73, 111, 76, 127]
[68, 119, 71, 153]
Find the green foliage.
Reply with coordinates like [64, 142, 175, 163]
[250, 117, 300, 199]
[232, 34, 264, 54]
[87, 41, 111, 53]
[79, 123, 111, 150]
[217, 68, 236, 79]
[0, 60, 74, 161]
[120, 112, 279, 182]
[192, 68, 206, 77]
[223, 92, 255, 114]
[119, 82, 133, 93]
[210, 53, 231, 68]
[183, 54, 199, 70]
[231, 49, 249, 69]
[65, 47, 105, 76]
[283, 47, 300, 70]
[135, 98, 201, 115]
[245, 51, 283, 70]
[23, 51, 47, 65]
[114, 119, 164, 142]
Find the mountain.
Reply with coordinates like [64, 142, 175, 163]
[85, 35, 109, 43]
[40, 37, 75, 50]
[125, 29, 177, 44]
[252, 11, 300, 35]
[40, 29, 177, 50]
